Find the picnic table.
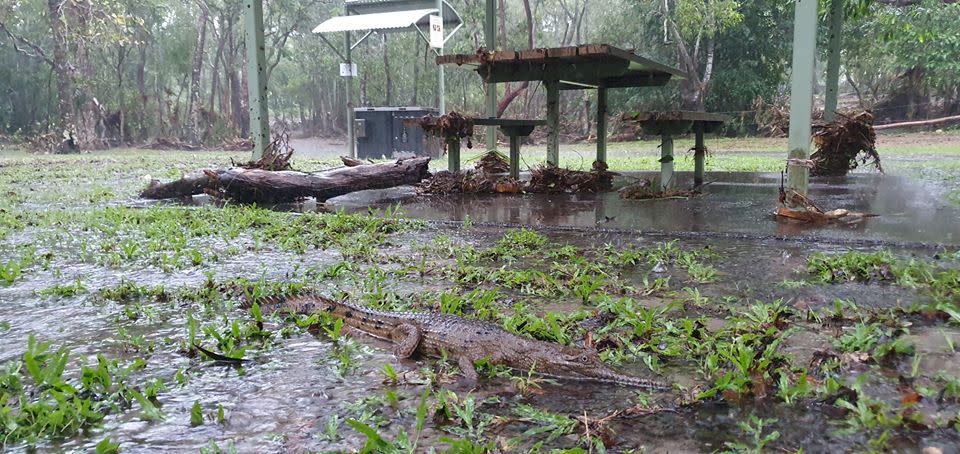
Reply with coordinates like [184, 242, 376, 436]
[472, 118, 545, 178]
[622, 111, 728, 189]
[438, 44, 686, 168]
[401, 115, 544, 177]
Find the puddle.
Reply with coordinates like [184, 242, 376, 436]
[331, 172, 960, 246]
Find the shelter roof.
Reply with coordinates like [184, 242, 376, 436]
[437, 44, 686, 90]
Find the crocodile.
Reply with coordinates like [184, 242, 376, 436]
[260, 293, 671, 390]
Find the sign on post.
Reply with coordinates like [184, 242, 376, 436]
[339, 63, 357, 77]
[429, 15, 443, 48]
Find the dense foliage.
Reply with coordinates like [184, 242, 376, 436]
[0, 0, 957, 147]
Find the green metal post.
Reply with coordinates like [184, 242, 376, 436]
[596, 87, 607, 164]
[484, 0, 496, 151]
[660, 134, 674, 190]
[786, 0, 819, 199]
[824, 0, 844, 122]
[448, 140, 460, 172]
[244, 0, 269, 160]
[509, 135, 520, 179]
[694, 122, 706, 187]
[436, 0, 445, 114]
[546, 81, 560, 166]
[345, 31, 355, 158]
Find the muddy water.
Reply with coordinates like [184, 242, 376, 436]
[2, 214, 958, 453]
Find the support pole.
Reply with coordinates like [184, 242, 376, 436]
[546, 81, 560, 166]
[694, 122, 706, 187]
[660, 134, 674, 190]
[436, 0, 445, 114]
[824, 0, 844, 122]
[243, 0, 269, 160]
[448, 140, 460, 172]
[345, 31, 356, 158]
[509, 135, 520, 179]
[596, 87, 607, 165]
[786, 0, 819, 199]
[484, 0, 497, 151]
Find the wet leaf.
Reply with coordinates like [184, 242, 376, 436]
[191, 400, 203, 426]
[95, 437, 120, 454]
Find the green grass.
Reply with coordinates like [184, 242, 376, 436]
[445, 130, 960, 174]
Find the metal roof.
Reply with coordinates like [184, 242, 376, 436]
[345, 0, 461, 25]
[313, 8, 437, 34]
[313, 0, 461, 34]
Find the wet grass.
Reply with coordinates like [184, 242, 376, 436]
[0, 146, 959, 451]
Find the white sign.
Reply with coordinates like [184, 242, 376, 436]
[429, 15, 443, 48]
[339, 63, 357, 77]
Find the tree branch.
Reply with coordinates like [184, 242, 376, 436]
[0, 20, 54, 66]
[668, 19, 701, 86]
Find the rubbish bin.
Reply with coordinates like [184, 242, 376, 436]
[353, 107, 440, 159]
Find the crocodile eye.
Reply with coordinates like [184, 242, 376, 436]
[578, 353, 593, 363]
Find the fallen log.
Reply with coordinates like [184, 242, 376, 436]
[140, 157, 431, 203]
[141, 170, 222, 199]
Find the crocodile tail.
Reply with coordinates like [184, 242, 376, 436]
[248, 294, 292, 313]
[241, 292, 332, 315]
[276, 293, 338, 315]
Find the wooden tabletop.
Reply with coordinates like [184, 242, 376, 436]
[437, 44, 686, 90]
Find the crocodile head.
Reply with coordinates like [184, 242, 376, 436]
[523, 345, 671, 390]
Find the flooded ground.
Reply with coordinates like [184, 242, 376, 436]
[333, 171, 960, 246]
[1, 146, 959, 453]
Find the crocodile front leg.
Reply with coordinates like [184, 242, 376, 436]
[391, 323, 422, 358]
[458, 356, 479, 384]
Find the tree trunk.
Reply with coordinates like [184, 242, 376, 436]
[360, 70, 369, 106]
[71, 0, 101, 147]
[497, 0, 535, 116]
[498, 0, 508, 48]
[411, 43, 420, 105]
[136, 45, 149, 140]
[209, 17, 227, 119]
[115, 44, 127, 145]
[522, 0, 534, 47]
[48, 0, 75, 132]
[187, 6, 209, 146]
[498, 82, 529, 116]
[140, 157, 432, 203]
[383, 34, 392, 105]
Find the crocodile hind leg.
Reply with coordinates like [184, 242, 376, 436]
[391, 323, 422, 358]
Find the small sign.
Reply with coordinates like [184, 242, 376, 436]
[339, 63, 357, 77]
[429, 15, 443, 48]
